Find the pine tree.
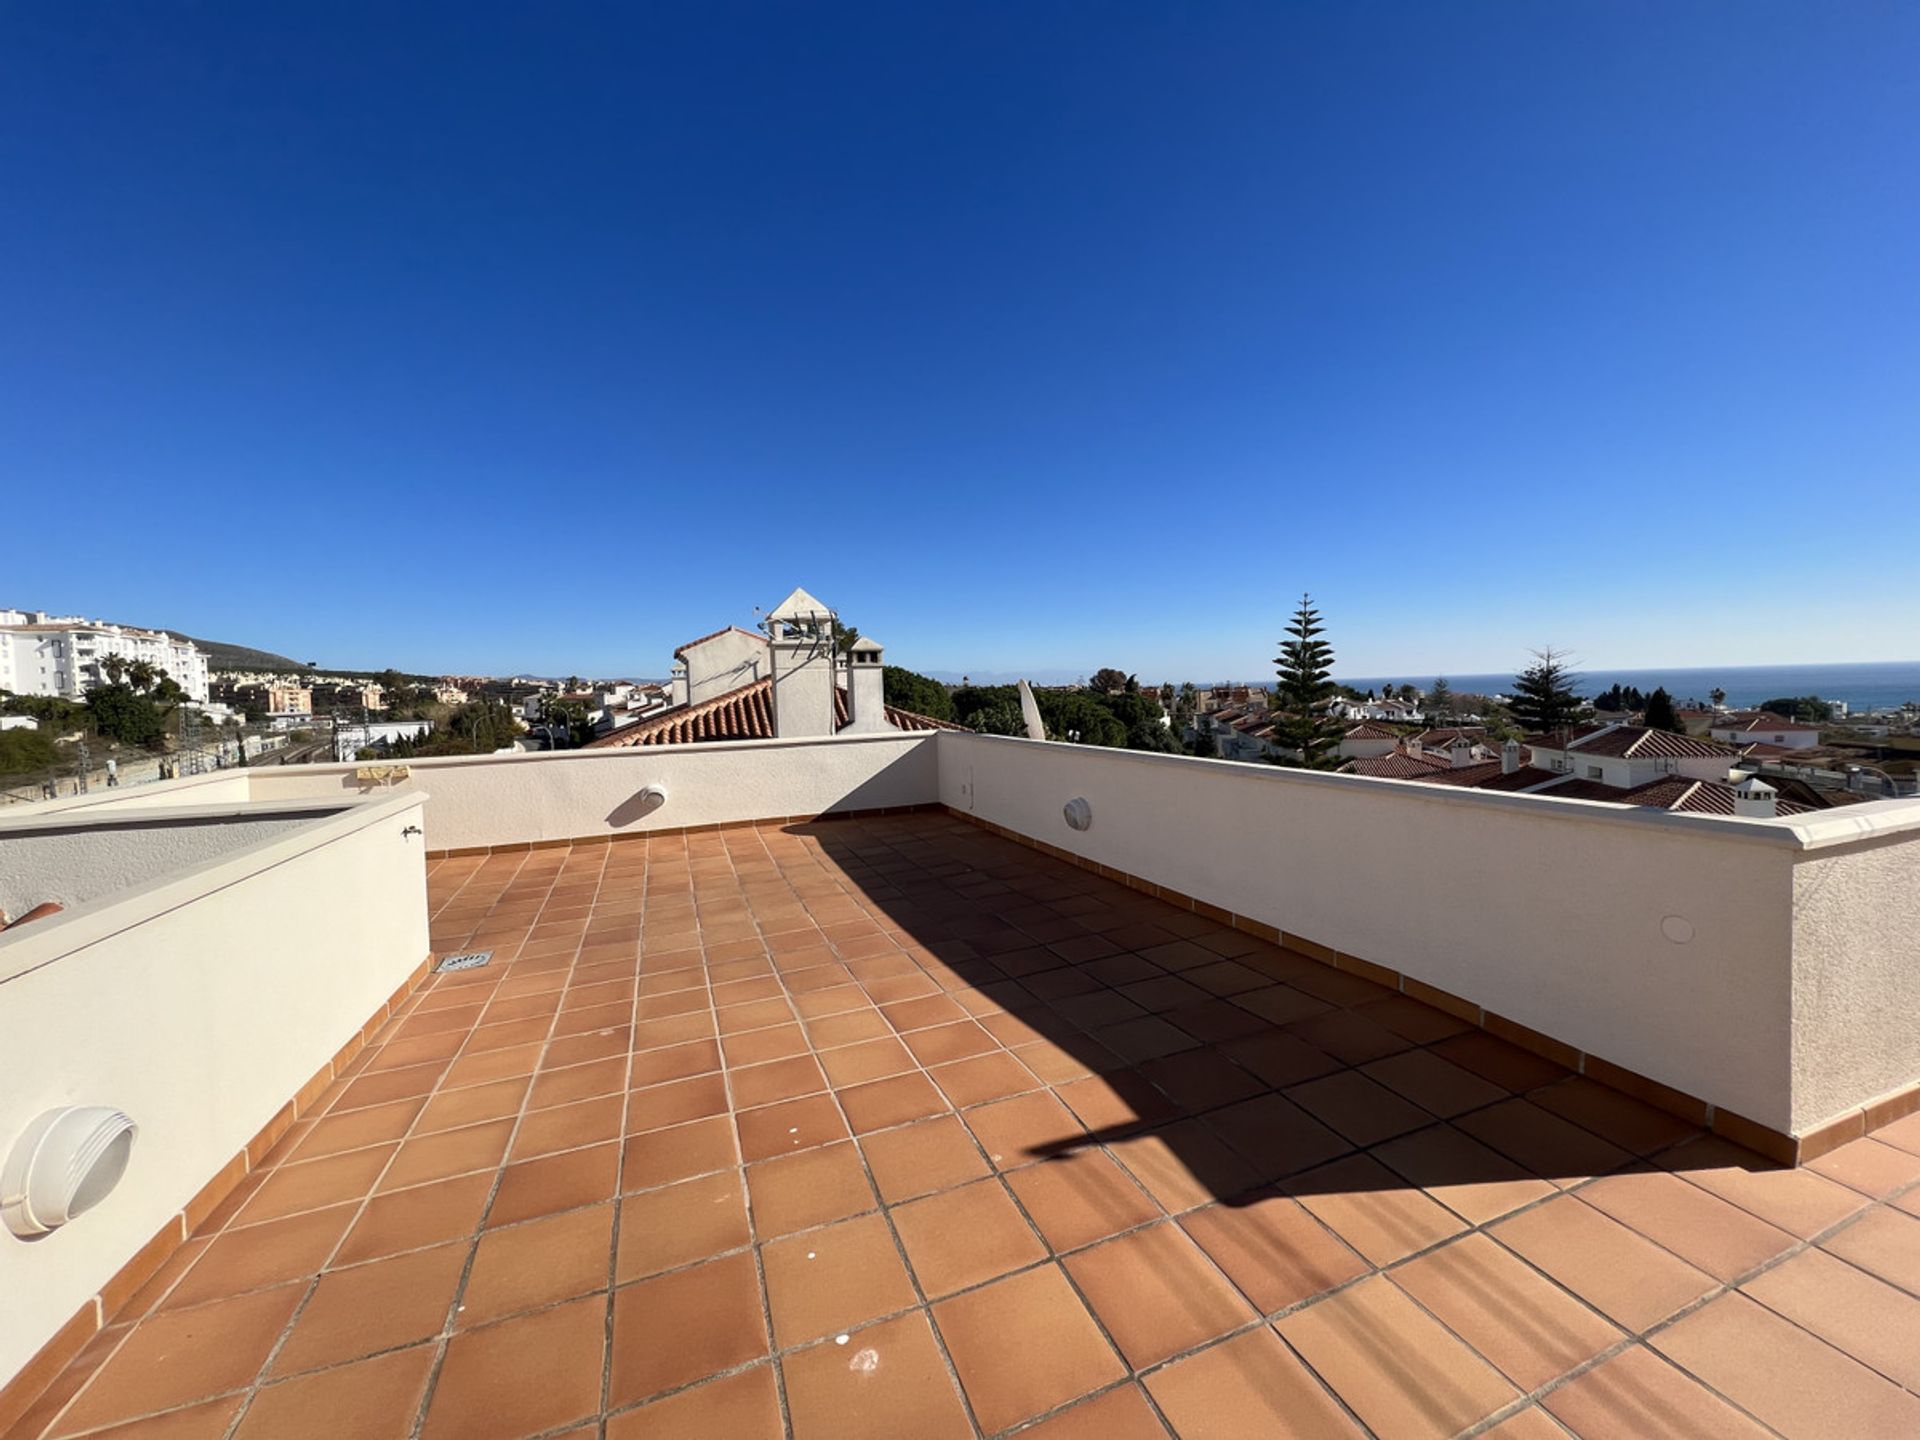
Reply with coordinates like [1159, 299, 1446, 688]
[1642, 687, 1684, 734]
[1509, 648, 1584, 736]
[1269, 594, 1346, 770]
[1428, 676, 1455, 723]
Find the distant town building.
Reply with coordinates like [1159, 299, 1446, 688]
[0, 609, 210, 702]
[585, 587, 960, 749]
[1709, 711, 1823, 751]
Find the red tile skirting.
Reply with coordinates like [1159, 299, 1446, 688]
[939, 804, 1920, 1168]
[0, 954, 434, 1435]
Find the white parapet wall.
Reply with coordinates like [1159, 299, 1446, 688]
[0, 791, 430, 1390]
[939, 732, 1920, 1138]
[245, 732, 942, 850]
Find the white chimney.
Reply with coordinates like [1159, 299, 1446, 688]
[669, 662, 688, 708]
[1733, 775, 1778, 819]
[1501, 739, 1520, 775]
[1449, 736, 1476, 769]
[766, 586, 838, 738]
[844, 636, 890, 733]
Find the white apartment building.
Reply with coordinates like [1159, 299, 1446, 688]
[0, 610, 210, 703]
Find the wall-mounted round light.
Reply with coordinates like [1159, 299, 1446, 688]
[1063, 797, 1092, 832]
[2, 1107, 138, 1238]
[637, 785, 668, 813]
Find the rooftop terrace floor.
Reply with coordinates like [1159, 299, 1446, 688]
[19, 812, 1920, 1439]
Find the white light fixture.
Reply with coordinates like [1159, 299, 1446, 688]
[637, 784, 667, 813]
[2, 1107, 138, 1238]
[1063, 797, 1092, 832]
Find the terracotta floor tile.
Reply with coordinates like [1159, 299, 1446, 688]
[1542, 1344, 1771, 1439]
[933, 1264, 1127, 1433]
[781, 1312, 973, 1440]
[929, 1049, 1040, 1107]
[1277, 1274, 1519, 1438]
[459, 1202, 615, 1327]
[1820, 1205, 1920, 1296]
[1180, 1191, 1367, 1314]
[1219, 1031, 1344, 1089]
[229, 1146, 396, 1228]
[510, 1093, 625, 1159]
[335, 1171, 494, 1265]
[625, 1072, 730, 1135]
[1581, 1169, 1796, 1282]
[904, 1019, 1000, 1066]
[1109, 1120, 1261, 1214]
[621, 1114, 739, 1189]
[414, 1076, 530, 1133]
[1662, 1135, 1869, 1238]
[379, 1117, 514, 1190]
[965, 1091, 1087, 1170]
[490, 1140, 620, 1225]
[746, 1140, 877, 1237]
[1143, 1326, 1362, 1440]
[1017, 1382, 1169, 1440]
[1370, 1124, 1558, 1225]
[287, 1097, 427, 1161]
[1283, 1071, 1431, 1148]
[1807, 1136, 1920, 1199]
[1492, 1194, 1715, 1332]
[1742, 1246, 1920, 1392]
[806, 1008, 894, 1049]
[1093, 1015, 1200, 1064]
[626, 1037, 722, 1089]
[1392, 1231, 1620, 1390]
[837, 1071, 951, 1134]
[234, 1344, 435, 1439]
[53, 1393, 245, 1437]
[860, 1114, 993, 1203]
[615, 1168, 752, 1282]
[273, 1243, 466, 1374]
[610, 1251, 768, 1404]
[1285, 1154, 1466, 1267]
[762, 1212, 920, 1347]
[1429, 1031, 1571, 1092]
[1203, 1092, 1350, 1183]
[894, 1177, 1048, 1297]
[1359, 1048, 1507, 1119]
[731, 1053, 829, 1109]
[1654, 1291, 1920, 1439]
[1283, 1010, 1413, 1067]
[818, 1035, 916, 1087]
[1067, 1222, 1257, 1367]
[737, 1093, 852, 1162]
[1528, 1077, 1699, 1156]
[55, 1284, 305, 1433]
[422, 1293, 607, 1440]
[607, 1364, 784, 1440]
[1456, 1098, 1634, 1186]
[1054, 1070, 1179, 1134]
[160, 1204, 357, 1312]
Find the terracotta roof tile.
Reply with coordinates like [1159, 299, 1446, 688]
[584, 677, 962, 748]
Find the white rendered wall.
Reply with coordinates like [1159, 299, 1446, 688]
[682, 630, 769, 703]
[246, 733, 940, 850]
[943, 732, 1805, 1127]
[0, 793, 428, 1389]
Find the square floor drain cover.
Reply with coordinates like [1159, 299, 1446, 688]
[435, 950, 493, 973]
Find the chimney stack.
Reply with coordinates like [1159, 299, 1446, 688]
[766, 587, 838, 739]
[1732, 775, 1778, 819]
[1448, 736, 1476, 769]
[844, 636, 891, 733]
[1501, 739, 1520, 775]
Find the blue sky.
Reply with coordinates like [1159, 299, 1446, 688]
[4, 4, 1915, 683]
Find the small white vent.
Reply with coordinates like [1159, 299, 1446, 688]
[435, 950, 494, 973]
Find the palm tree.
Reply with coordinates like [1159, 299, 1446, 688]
[100, 655, 128, 686]
[126, 659, 157, 692]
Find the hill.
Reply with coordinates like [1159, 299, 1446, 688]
[165, 633, 308, 673]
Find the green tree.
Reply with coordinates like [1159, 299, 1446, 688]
[881, 666, 954, 722]
[1268, 594, 1346, 770]
[125, 658, 157, 691]
[1088, 667, 1131, 696]
[1642, 687, 1684, 734]
[1427, 677, 1455, 723]
[1757, 696, 1832, 724]
[85, 683, 168, 748]
[100, 654, 128, 686]
[1509, 648, 1584, 736]
[1709, 686, 1727, 709]
[1188, 718, 1218, 758]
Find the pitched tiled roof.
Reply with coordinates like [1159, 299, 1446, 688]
[1343, 721, 1400, 741]
[671, 626, 766, 659]
[1532, 724, 1741, 760]
[1347, 750, 1452, 779]
[583, 677, 964, 748]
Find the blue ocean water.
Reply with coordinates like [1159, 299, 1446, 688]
[1333, 661, 1920, 712]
